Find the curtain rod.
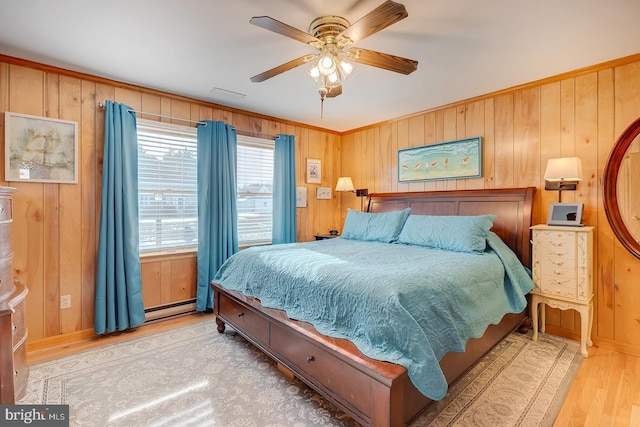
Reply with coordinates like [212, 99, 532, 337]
[97, 102, 277, 139]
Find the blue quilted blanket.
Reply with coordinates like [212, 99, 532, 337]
[213, 232, 533, 400]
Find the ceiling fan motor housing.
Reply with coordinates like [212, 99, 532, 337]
[309, 16, 350, 44]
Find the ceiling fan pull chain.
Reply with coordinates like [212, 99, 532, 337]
[318, 86, 328, 119]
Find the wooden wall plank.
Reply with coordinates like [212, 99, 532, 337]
[59, 75, 83, 334]
[464, 101, 485, 190]
[396, 119, 409, 193]
[43, 72, 60, 337]
[493, 93, 514, 189]
[170, 258, 196, 302]
[407, 115, 425, 192]
[483, 99, 495, 189]
[422, 112, 437, 192]
[596, 68, 616, 341]
[513, 87, 540, 189]
[9, 64, 46, 341]
[441, 107, 458, 191]
[378, 124, 393, 192]
[140, 261, 162, 307]
[80, 80, 97, 331]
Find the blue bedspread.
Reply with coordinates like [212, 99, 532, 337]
[213, 232, 533, 400]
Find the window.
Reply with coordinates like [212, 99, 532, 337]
[237, 135, 274, 246]
[137, 119, 198, 253]
[136, 120, 274, 252]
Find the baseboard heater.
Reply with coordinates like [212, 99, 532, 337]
[144, 299, 197, 322]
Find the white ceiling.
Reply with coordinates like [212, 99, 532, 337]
[0, 0, 639, 132]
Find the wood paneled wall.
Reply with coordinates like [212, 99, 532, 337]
[0, 57, 343, 349]
[341, 55, 640, 356]
[2, 53, 640, 356]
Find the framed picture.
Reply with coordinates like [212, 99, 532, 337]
[398, 136, 482, 182]
[296, 187, 307, 208]
[316, 187, 332, 200]
[306, 158, 321, 184]
[5, 112, 78, 183]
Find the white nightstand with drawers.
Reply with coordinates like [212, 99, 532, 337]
[530, 224, 594, 357]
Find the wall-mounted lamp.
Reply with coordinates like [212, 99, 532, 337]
[544, 157, 583, 202]
[335, 177, 368, 211]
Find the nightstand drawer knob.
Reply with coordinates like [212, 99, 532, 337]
[306, 355, 315, 363]
[237, 312, 244, 318]
[12, 324, 17, 335]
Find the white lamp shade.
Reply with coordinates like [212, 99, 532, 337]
[544, 157, 583, 182]
[335, 176, 355, 192]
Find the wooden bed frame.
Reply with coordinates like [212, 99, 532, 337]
[212, 187, 536, 426]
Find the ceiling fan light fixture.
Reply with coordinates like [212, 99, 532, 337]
[339, 59, 354, 76]
[249, 1, 417, 118]
[318, 54, 337, 75]
[307, 65, 321, 81]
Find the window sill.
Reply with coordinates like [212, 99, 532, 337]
[140, 248, 197, 262]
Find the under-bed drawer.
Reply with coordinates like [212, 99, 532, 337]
[217, 292, 269, 347]
[270, 322, 372, 419]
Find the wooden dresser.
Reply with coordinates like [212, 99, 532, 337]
[0, 186, 28, 403]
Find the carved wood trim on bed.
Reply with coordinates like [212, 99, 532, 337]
[212, 187, 536, 427]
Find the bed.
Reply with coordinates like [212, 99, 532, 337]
[211, 187, 536, 426]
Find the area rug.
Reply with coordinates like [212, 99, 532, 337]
[19, 318, 582, 427]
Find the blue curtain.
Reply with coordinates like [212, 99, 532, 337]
[273, 134, 297, 244]
[196, 121, 238, 311]
[95, 101, 145, 334]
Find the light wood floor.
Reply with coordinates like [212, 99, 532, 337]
[27, 313, 640, 426]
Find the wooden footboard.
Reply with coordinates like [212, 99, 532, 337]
[212, 283, 526, 426]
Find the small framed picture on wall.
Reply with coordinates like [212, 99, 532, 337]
[306, 158, 321, 184]
[316, 187, 331, 200]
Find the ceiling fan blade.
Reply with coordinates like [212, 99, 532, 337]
[339, 0, 408, 44]
[346, 47, 417, 75]
[250, 16, 321, 45]
[326, 85, 342, 98]
[250, 55, 317, 82]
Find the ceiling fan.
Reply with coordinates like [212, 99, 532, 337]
[249, 0, 418, 105]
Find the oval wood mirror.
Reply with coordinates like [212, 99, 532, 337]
[603, 117, 640, 259]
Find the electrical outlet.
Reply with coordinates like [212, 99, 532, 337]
[60, 295, 71, 309]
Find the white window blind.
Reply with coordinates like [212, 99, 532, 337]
[136, 121, 274, 252]
[137, 119, 198, 253]
[237, 135, 274, 246]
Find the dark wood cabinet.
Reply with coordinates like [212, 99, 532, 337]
[0, 186, 28, 404]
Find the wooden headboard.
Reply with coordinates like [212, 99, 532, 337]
[367, 187, 536, 268]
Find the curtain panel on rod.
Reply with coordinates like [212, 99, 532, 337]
[95, 101, 146, 334]
[273, 134, 297, 244]
[196, 121, 239, 311]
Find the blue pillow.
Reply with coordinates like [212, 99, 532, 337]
[397, 214, 496, 253]
[341, 208, 411, 243]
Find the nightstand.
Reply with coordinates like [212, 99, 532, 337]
[530, 224, 594, 357]
[315, 234, 339, 240]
